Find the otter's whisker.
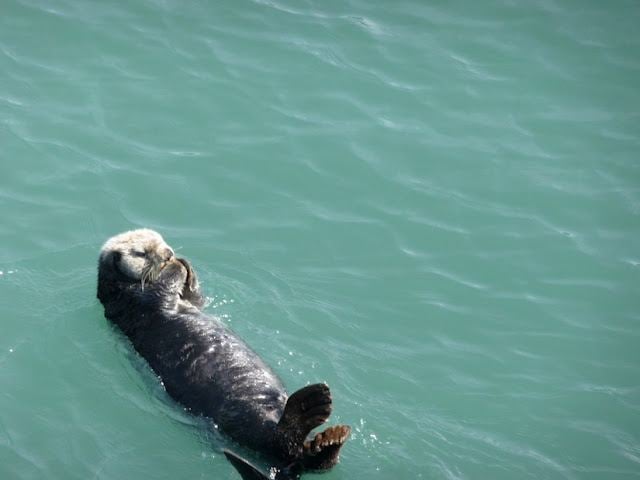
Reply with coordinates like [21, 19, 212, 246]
[150, 267, 160, 283]
[141, 267, 151, 291]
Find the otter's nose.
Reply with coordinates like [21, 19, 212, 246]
[160, 247, 174, 262]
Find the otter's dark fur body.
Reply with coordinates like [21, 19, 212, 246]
[97, 230, 349, 479]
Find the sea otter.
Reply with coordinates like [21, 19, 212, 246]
[97, 229, 350, 480]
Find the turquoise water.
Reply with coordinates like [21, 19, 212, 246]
[1, 0, 639, 478]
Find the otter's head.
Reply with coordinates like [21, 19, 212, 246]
[99, 229, 175, 286]
[97, 229, 186, 308]
[97, 229, 204, 320]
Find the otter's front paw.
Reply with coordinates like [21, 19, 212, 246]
[176, 258, 198, 291]
[158, 259, 188, 287]
[176, 258, 205, 307]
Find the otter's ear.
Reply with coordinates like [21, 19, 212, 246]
[98, 250, 123, 304]
[98, 250, 122, 279]
[111, 250, 122, 271]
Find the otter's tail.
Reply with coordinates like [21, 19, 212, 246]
[223, 450, 301, 480]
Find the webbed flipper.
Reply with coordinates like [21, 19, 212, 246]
[276, 383, 332, 457]
[301, 424, 351, 471]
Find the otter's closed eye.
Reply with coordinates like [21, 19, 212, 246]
[131, 250, 146, 258]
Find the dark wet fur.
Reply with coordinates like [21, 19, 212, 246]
[97, 251, 349, 477]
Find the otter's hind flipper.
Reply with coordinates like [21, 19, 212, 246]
[276, 383, 332, 457]
[301, 424, 351, 471]
[223, 450, 301, 480]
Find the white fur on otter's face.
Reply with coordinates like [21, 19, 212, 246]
[99, 228, 175, 284]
